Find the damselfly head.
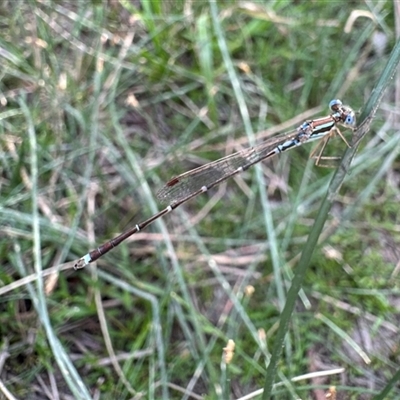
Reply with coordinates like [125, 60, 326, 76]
[329, 99, 356, 128]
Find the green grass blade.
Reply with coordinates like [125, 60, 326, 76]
[372, 367, 400, 400]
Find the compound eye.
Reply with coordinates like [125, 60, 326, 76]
[329, 99, 342, 112]
[345, 112, 356, 127]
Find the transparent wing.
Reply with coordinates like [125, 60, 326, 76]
[156, 129, 300, 204]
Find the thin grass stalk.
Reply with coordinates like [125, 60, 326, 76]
[372, 366, 400, 400]
[262, 37, 400, 399]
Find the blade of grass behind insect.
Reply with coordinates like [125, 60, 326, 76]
[262, 35, 400, 400]
[209, 1, 286, 315]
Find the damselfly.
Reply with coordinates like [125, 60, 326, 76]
[74, 99, 356, 269]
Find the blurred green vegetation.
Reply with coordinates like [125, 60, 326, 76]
[1, 1, 400, 399]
